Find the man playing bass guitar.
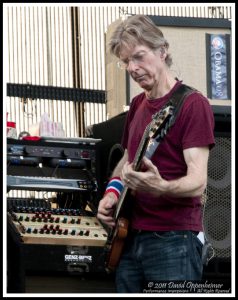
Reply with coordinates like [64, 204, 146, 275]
[97, 15, 215, 293]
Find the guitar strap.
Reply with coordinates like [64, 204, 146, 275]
[169, 85, 215, 265]
[145, 83, 196, 159]
[167, 83, 196, 127]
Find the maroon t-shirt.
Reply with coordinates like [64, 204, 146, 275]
[121, 81, 215, 231]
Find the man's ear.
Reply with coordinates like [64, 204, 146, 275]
[160, 47, 167, 60]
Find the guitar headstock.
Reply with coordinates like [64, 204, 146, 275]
[133, 104, 174, 170]
[149, 105, 174, 138]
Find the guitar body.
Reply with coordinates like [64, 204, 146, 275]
[106, 217, 129, 271]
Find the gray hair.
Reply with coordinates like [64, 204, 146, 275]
[109, 15, 172, 67]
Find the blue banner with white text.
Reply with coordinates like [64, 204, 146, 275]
[209, 34, 230, 100]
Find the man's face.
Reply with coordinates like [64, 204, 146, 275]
[119, 44, 163, 91]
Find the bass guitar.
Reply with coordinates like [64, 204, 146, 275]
[105, 104, 174, 272]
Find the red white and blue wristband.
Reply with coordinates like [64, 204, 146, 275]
[104, 176, 124, 199]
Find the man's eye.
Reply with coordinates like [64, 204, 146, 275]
[134, 54, 144, 60]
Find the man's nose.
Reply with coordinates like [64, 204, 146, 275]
[127, 60, 139, 71]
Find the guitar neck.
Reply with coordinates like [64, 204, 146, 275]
[114, 185, 129, 220]
[114, 125, 151, 220]
[133, 136, 150, 171]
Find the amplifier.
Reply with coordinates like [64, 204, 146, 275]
[8, 226, 108, 288]
[21, 244, 107, 274]
[7, 138, 101, 177]
[8, 212, 108, 247]
[6, 138, 107, 293]
[7, 175, 96, 192]
[7, 138, 101, 206]
[7, 202, 109, 292]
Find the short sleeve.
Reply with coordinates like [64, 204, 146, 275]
[178, 93, 215, 150]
